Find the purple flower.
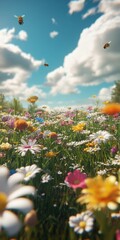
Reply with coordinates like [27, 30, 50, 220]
[111, 146, 118, 154]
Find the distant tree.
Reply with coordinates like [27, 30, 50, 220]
[111, 80, 120, 103]
[9, 98, 24, 115]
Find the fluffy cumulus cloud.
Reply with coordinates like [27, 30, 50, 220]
[98, 85, 115, 101]
[46, 0, 120, 95]
[0, 28, 46, 100]
[68, 0, 85, 14]
[49, 31, 59, 38]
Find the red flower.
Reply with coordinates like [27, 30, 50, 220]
[116, 230, 120, 240]
[64, 169, 87, 189]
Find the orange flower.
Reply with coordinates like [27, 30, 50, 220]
[45, 151, 58, 157]
[101, 103, 120, 115]
[48, 132, 57, 139]
[14, 119, 28, 131]
[27, 96, 38, 103]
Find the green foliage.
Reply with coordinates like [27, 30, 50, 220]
[111, 80, 120, 103]
[0, 93, 10, 111]
[9, 97, 24, 114]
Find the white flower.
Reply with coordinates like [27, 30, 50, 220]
[41, 173, 52, 183]
[66, 140, 89, 147]
[15, 139, 42, 156]
[89, 130, 112, 144]
[16, 164, 42, 181]
[0, 166, 35, 236]
[69, 211, 94, 234]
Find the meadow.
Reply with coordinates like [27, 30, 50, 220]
[0, 100, 120, 240]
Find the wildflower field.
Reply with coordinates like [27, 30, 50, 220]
[0, 102, 120, 240]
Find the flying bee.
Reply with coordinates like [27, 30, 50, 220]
[14, 15, 25, 25]
[103, 41, 111, 49]
[44, 63, 49, 67]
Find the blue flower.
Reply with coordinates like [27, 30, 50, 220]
[35, 117, 44, 123]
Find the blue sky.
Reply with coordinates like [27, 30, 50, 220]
[0, 0, 120, 109]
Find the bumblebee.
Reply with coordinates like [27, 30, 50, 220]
[103, 41, 111, 49]
[44, 63, 49, 67]
[14, 15, 25, 25]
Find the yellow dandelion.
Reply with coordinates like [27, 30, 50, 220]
[77, 175, 120, 210]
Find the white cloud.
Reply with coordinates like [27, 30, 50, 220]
[49, 31, 59, 38]
[46, 0, 120, 95]
[0, 28, 15, 44]
[0, 28, 28, 43]
[98, 85, 115, 101]
[0, 28, 46, 100]
[82, 7, 97, 19]
[98, 0, 120, 14]
[17, 30, 28, 41]
[68, 0, 85, 14]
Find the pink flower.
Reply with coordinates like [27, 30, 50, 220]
[64, 169, 87, 189]
[116, 230, 120, 240]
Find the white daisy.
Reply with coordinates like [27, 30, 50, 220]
[89, 130, 112, 144]
[69, 211, 94, 234]
[16, 164, 42, 181]
[0, 166, 35, 236]
[15, 139, 42, 156]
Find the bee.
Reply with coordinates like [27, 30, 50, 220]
[103, 41, 111, 49]
[44, 63, 49, 67]
[14, 15, 25, 25]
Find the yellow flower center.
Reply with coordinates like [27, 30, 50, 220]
[26, 171, 32, 177]
[79, 221, 86, 229]
[0, 192, 7, 212]
[99, 135, 104, 139]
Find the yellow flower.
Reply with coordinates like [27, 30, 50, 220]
[0, 129, 7, 133]
[72, 123, 86, 132]
[77, 175, 120, 210]
[45, 151, 58, 157]
[0, 142, 12, 150]
[27, 96, 38, 103]
[86, 141, 96, 147]
[92, 95, 97, 98]
[103, 100, 111, 105]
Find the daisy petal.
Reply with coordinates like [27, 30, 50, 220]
[7, 198, 34, 213]
[8, 185, 35, 201]
[1, 210, 22, 236]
